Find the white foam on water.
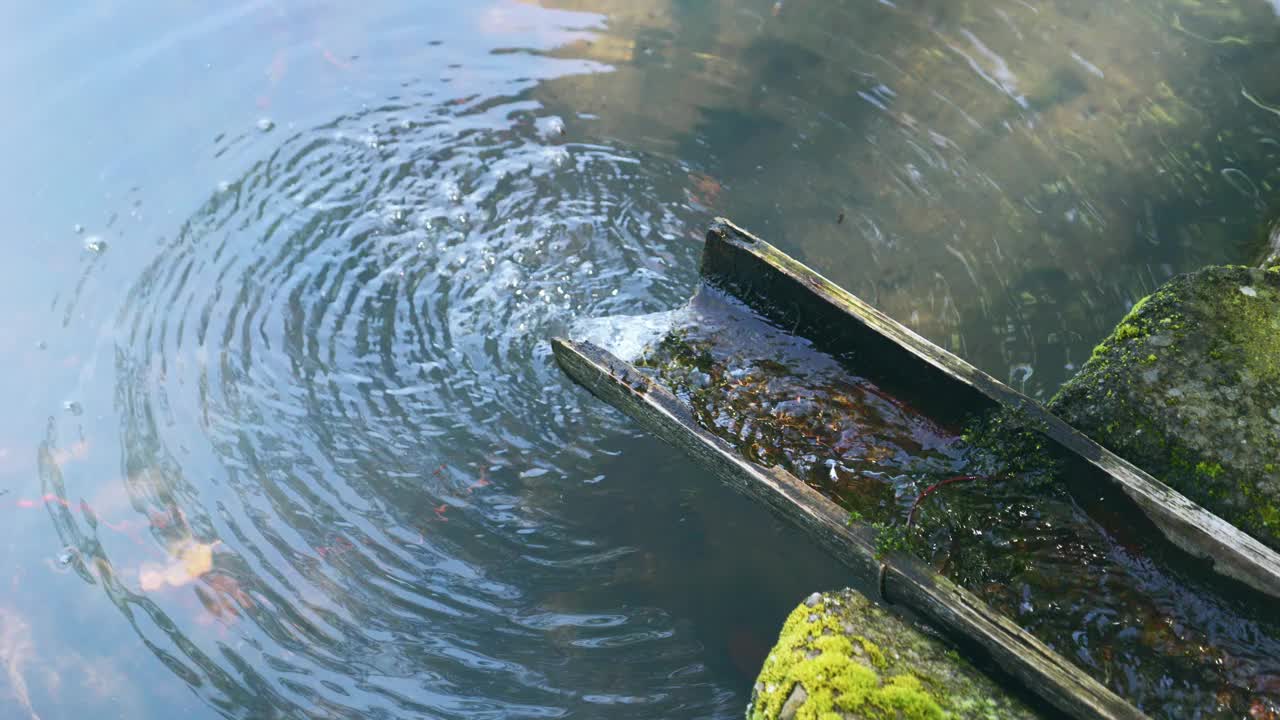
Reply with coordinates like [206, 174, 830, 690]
[569, 305, 692, 362]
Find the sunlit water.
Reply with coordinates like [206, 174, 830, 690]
[2, 1, 1280, 718]
[635, 287, 1280, 717]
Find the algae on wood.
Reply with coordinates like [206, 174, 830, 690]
[749, 590, 1040, 720]
[618, 282, 1280, 717]
[552, 337, 1142, 720]
[1050, 266, 1280, 552]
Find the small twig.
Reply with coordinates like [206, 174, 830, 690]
[906, 474, 985, 528]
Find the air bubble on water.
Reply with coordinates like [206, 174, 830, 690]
[257, 117, 275, 132]
[443, 181, 462, 203]
[63, 400, 84, 416]
[73, 224, 84, 234]
[82, 235, 107, 253]
[535, 115, 566, 140]
[541, 146, 569, 167]
[1009, 364, 1034, 387]
[35, 340, 47, 350]
[57, 547, 76, 566]
[217, 180, 232, 193]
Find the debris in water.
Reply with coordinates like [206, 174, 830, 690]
[535, 115, 566, 140]
[0, 608, 40, 720]
[139, 540, 219, 591]
[82, 235, 107, 253]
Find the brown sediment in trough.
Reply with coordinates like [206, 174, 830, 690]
[554, 219, 1280, 719]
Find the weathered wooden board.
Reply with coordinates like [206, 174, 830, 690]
[698, 218, 1280, 600]
[554, 218, 1280, 717]
[552, 337, 1145, 720]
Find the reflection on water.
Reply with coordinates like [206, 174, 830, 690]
[2, 0, 1280, 717]
[538, 0, 1280, 395]
[101, 86, 719, 717]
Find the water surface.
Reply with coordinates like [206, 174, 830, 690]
[633, 286, 1280, 718]
[2, 1, 1280, 718]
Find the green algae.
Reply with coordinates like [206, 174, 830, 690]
[1049, 266, 1280, 549]
[635, 290, 965, 524]
[628, 285, 1280, 717]
[748, 590, 1036, 720]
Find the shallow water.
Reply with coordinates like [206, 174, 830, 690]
[2, 1, 1280, 718]
[636, 286, 1280, 718]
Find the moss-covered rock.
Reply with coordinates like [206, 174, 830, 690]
[747, 590, 1038, 720]
[1048, 265, 1280, 551]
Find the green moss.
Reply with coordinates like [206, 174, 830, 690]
[1226, 288, 1280, 384]
[855, 637, 888, 670]
[1196, 461, 1224, 479]
[750, 603, 944, 720]
[1114, 323, 1141, 341]
[958, 405, 1059, 482]
[1237, 478, 1280, 538]
[872, 521, 916, 558]
[873, 676, 945, 720]
[1050, 266, 1280, 551]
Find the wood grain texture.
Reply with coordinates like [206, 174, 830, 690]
[701, 218, 1280, 600]
[553, 337, 1146, 720]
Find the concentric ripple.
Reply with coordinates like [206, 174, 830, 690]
[86, 94, 736, 718]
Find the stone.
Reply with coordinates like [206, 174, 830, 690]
[747, 589, 1038, 720]
[1049, 265, 1280, 551]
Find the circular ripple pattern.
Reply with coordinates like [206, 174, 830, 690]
[105, 97, 727, 718]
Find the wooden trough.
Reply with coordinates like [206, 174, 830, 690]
[553, 219, 1280, 720]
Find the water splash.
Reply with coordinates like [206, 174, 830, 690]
[81, 87, 729, 717]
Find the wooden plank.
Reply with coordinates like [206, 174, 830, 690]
[700, 218, 1280, 600]
[550, 337, 883, 589]
[553, 337, 1145, 720]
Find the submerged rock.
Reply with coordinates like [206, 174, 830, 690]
[747, 589, 1038, 720]
[1049, 265, 1280, 551]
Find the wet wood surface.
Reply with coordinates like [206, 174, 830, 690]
[552, 337, 1145, 720]
[553, 217, 1280, 718]
[699, 218, 1280, 600]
